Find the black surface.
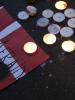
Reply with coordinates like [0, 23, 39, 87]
[0, 0, 75, 100]
[0, 62, 9, 80]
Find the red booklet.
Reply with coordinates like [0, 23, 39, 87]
[0, 6, 49, 90]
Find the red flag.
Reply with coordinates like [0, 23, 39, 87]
[0, 6, 49, 90]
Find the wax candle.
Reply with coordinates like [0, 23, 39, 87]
[43, 34, 56, 45]
[23, 42, 38, 54]
[55, 1, 67, 10]
[61, 40, 75, 52]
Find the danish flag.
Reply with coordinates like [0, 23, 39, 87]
[0, 6, 49, 90]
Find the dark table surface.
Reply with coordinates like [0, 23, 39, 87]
[0, 0, 75, 100]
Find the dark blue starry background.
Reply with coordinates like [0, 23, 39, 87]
[0, 0, 75, 100]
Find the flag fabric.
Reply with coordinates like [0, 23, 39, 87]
[0, 7, 49, 90]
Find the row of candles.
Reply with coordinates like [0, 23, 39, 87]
[24, 33, 75, 54]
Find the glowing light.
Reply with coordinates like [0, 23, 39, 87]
[43, 34, 56, 45]
[55, 1, 67, 10]
[0, 6, 4, 10]
[61, 40, 75, 52]
[23, 42, 37, 54]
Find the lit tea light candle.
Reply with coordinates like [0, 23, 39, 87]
[43, 34, 56, 45]
[55, 1, 67, 10]
[26, 5, 37, 16]
[61, 40, 75, 52]
[23, 42, 38, 54]
[0, 6, 4, 10]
